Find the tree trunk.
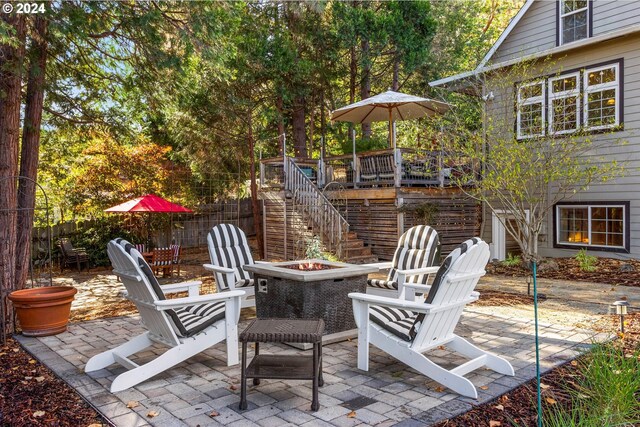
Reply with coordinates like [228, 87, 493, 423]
[15, 16, 48, 292]
[292, 96, 306, 157]
[0, 14, 26, 338]
[276, 94, 285, 155]
[349, 44, 356, 138]
[392, 55, 400, 91]
[360, 38, 371, 139]
[247, 110, 264, 259]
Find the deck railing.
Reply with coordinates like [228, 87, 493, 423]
[285, 157, 349, 258]
[260, 148, 478, 190]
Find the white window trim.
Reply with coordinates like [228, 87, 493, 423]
[559, 0, 590, 45]
[548, 72, 581, 135]
[583, 63, 620, 131]
[556, 204, 626, 249]
[516, 80, 546, 140]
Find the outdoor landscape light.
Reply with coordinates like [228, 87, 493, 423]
[613, 300, 630, 333]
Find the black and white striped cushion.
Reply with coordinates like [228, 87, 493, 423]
[175, 301, 226, 337]
[208, 224, 254, 291]
[369, 305, 418, 341]
[235, 279, 254, 288]
[425, 237, 480, 304]
[369, 226, 440, 291]
[367, 278, 397, 290]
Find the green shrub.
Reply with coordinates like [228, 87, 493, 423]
[544, 341, 640, 426]
[575, 249, 597, 272]
[73, 217, 136, 267]
[502, 253, 522, 267]
[305, 236, 338, 262]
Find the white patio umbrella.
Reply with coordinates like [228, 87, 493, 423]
[330, 90, 452, 148]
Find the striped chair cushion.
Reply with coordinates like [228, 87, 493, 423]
[174, 301, 226, 337]
[425, 237, 480, 304]
[367, 278, 397, 290]
[369, 305, 418, 342]
[387, 225, 440, 286]
[235, 279, 254, 288]
[208, 224, 254, 291]
[117, 239, 225, 338]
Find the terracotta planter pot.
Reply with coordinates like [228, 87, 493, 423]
[8, 286, 77, 337]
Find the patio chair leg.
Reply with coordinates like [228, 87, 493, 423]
[85, 332, 153, 373]
[448, 335, 514, 376]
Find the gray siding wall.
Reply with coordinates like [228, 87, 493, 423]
[492, 0, 640, 65]
[484, 32, 640, 259]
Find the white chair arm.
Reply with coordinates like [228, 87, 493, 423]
[402, 283, 431, 292]
[363, 261, 393, 271]
[396, 266, 439, 276]
[203, 263, 235, 274]
[154, 290, 246, 310]
[160, 281, 202, 294]
[254, 260, 270, 265]
[348, 292, 434, 313]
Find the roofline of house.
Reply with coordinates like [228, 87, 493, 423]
[430, 24, 640, 89]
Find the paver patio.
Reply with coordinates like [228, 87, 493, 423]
[17, 309, 607, 427]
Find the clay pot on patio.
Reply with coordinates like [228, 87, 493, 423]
[8, 286, 77, 337]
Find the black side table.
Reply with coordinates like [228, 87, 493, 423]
[239, 318, 325, 411]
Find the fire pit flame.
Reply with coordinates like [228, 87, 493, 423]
[280, 261, 340, 271]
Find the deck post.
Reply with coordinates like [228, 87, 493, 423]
[394, 148, 401, 188]
[352, 129, 358, 189]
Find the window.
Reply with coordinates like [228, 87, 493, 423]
[555, 202, 628, 251]
[559, 0, 590, 45]
[515, 60, 622, 140]
[516, 81, 545, 139]
[548, 73, 580, 134]
[584, 63, 619, 130]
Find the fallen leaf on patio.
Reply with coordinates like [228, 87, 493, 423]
[33, 410, 45, 417]
[434, 386, 445, 393]
[229, 384, 238, 391]
[35, 376, 45, 382]
[438, 345, 445, 350]
[479, 385, 489, 390]
[540, 383, 550, 389]
[500, 395, 509, 402]
[489, 421, 501, 427]
[24, 376, 33, 380]
[347, 411, 356, 418]
[209, 410, 220, 417]
[126, 401, 139, 408]
[570, 360, 578, 366]
[146, 410, 159, 418]
[545, 397, 557, 405]
[494, 404, 504, 411]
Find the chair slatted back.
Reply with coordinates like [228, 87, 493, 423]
[108, 239, 181, 346]
[134, 244, 146, 254]
[170, 244, 181, 263]
[377, 154, 396, 178]
[412, 238, 489, 349]
[207, 224, 254, 291]
[388, 225, 440, 285]
[358, 156, 377, 180]
[152, 248, 174, 265]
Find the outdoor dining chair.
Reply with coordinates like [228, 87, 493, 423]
[57, 238, 90, 272]
[85, 239, 244, 392]
[151, 247, 174, 277]
[367, 225, 440, 300]
[349, 237, 514, 398]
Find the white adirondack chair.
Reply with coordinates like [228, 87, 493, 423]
[349, 238, 514, 398]
[85, 239, 244, 392]
[367, 225, 441, 301]
[204, 224, 257, 308]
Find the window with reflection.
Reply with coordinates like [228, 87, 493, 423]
[584, 64, 619, 130]
[516, 81, 545, 139]
[559, 0, 590, 45]
[556, 203, 627, 250]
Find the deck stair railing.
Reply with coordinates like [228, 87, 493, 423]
[285, 157, 350, 259]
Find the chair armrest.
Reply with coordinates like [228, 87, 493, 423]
[160, 281, 202, 296]
[362, 261, 393, 271]
[402, 283, 431, 292]
[203, 263, 235, 274]
[396, 266, 439, 276]
[154, 290, 246, 310]
[348, 292, 434, 313]
[255, 260, 270, 265]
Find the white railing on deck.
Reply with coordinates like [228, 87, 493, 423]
[285, 157, 349, 259]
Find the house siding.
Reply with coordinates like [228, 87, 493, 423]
[492, 0, 640, 65]
[484, 32, 640, 259]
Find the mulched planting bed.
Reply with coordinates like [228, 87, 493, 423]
[0, 338, 106, 426]
[487, 257, 640, 286]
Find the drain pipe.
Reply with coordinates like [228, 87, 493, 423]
[479, 79, 489, 241]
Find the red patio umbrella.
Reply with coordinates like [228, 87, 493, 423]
[105, 194, 192, 247]
[105, 194, 193, 213]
